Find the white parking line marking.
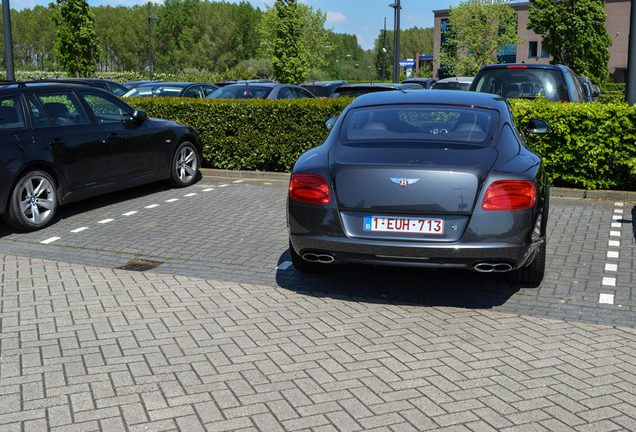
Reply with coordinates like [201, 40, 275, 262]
[599, 293, 615, 304]
[233, 180, 244, 183]
[605, 263, 618, 272]
[70, 227, 88, 233]
[201, 188, 214, 192]
[219, 184, 229, 187]
[184, 193, 197, 197]
[611, 222, 622, 228]
[607, 251, 619, 258]
[165, 199, 179, 202]
[615, 202, 624, 206]
[610, 231, 621, 236]
[609, 240, 620, 247]
[123, 211, 138, 216]
[276, 261, 293, 270]
[98, 219, 114, 224]
[145, 204, 159, 209]
[602, 277, 616, 286]
[613, 215, 621, 220]
[41, 237, 61, 244]
[614, 209, 623, 214]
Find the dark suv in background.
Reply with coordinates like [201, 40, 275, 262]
[300, 80, 348, 98]
[470, 64, 587, 102]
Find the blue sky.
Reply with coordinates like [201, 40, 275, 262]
[9, 0, 464, 50]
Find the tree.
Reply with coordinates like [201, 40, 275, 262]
[93, 5, 148, 72]
[50, 0, 102, 77]
[527, 0, 612, 82]
[154, 0, 200, 72]
[259, 1, 327, 81]
[271, 0, 307, 84]
[437, 0, 524, 76]
[176, 2, 239, 71]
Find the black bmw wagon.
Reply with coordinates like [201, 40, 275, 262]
[0, 82, 202, 231]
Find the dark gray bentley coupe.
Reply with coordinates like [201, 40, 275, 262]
[287, 90, 550, 284]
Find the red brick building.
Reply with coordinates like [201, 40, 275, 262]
[432, 0, 630, 81]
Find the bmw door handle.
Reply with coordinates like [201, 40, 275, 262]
[108, 133, 120, 141]
[49, 139, 66, 148]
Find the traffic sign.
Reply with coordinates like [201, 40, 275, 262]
[399, 61, 416, 67]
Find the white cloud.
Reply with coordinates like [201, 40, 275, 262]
[362, 26, 369, 31]
[407, 14, 425, 21]
[327, 11, 348, 24]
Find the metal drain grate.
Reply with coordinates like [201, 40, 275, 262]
[117, 259, 163, 272]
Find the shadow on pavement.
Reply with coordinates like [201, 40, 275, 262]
[0, 182, 175, 238]
[274, 250, 522, 309]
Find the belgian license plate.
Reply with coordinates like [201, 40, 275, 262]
[364, 216, 444, 234]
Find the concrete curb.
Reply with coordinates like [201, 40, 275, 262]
[201, 168, 636, 202]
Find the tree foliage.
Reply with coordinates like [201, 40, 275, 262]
[270, 0, 308, 84]
[4, 0, 429, 82]
[258, 1, 327, 81]
[527, 0, 612, 82]
[438, 0, 524, 76]
[50, 0, 102, 77]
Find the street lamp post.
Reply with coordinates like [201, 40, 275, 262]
[389, 1, 402, 83]
[355, 64, 359, 80]
[3, 0, 15, 81]
[148, 2, 160, 81]
[250, 42, 266, 69]
[326, 45, 342, 80]
[380, 17, 387, 82]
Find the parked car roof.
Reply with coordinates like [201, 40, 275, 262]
[299, 80, 348, 98]
[431, 77, 474, 90]
[35, 78, 130, 96]
[401, 78, 437, 89]
[122, 82, 219, 98]
[332, 82, 424, 98]
[207, 83, 315, 100]
[214, 79, 276, 88]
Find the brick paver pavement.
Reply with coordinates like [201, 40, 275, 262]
[1, 172, 636, 431]
[1, 254, 636, 431]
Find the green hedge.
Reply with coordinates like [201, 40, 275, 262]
[599, 91, 626, 104]
[124, 97, 352, 172]
[510, 98, 636, 190]
[123, 96, 636, 191]
[601, 83, 626, 92]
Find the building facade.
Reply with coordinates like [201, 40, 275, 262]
[432, 0, 630, 81]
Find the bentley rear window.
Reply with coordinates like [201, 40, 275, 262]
[339, 105, 498, 147]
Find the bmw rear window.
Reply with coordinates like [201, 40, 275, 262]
[473, 68, 568, 101]
[339, 105, 498, 147]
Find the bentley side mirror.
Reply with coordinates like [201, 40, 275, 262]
[525, 118, 549, 136]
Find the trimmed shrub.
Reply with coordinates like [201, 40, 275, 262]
[599, 91, 626, 104]
[123, 96, 636, 190]
[601, 83, 626, 92]
[124, 97, 352, 172]
[511, 98, 636, 190]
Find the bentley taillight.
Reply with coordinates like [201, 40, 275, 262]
[289, 174, 331, 204]
[482, 181, 536, 211]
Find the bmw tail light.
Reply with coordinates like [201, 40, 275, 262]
[289, 174, 331, 204]
[482, 181, 536, 211]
